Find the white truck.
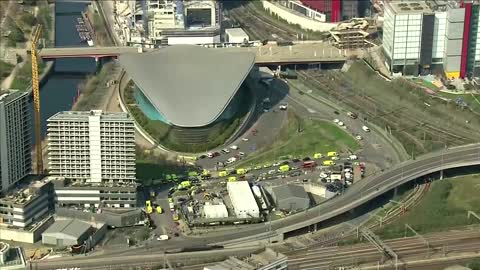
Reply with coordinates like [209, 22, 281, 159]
[157, 235, 169, 241]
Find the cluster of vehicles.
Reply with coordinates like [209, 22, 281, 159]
[333, 110, 370, 140]
[215, 151, 360, 182]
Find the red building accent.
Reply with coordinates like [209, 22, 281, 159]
[300, 0, 342, 22]
[460, 2, 472, 78]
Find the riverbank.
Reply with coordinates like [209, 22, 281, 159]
[72, 61, 120, 111]
[0, 0, 54, 91]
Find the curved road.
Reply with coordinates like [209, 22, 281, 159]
[35, 144, 480, 268]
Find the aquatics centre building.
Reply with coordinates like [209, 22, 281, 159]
[119, 45, 259, 149]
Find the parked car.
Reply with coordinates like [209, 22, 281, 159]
[242, 138, 249, 142]
[355, 135, 363, 141]
[333, 119, 340, 123]
[279, 104, 288, 110]
[230, 145, 239, 150]
[347, 112, 358, 119]
[222, 148, 230, 154]
[362, 126, 370, 132]
[349, 154, 358, 160]
[238, 152, 245, 156]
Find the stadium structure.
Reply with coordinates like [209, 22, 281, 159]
[119, 45, 259, 148]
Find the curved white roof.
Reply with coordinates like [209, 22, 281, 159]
[119, 45, 255, 127]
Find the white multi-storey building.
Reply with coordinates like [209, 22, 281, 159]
[383, 1, 443, 75]
[383, 1, 480, 78]
[47, 110, 137, 208]
[117, 0, 221, 46]
[0, 90, 31, 194]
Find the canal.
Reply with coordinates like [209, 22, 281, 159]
[35, 0, 96, 139]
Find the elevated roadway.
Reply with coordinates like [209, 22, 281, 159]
[36, 43, 348, 64]
[31, 144, 480, 269]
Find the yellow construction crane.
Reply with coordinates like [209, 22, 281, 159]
[31, 24, 43, 175]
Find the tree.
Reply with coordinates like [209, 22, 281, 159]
[21, 12, 36, 27]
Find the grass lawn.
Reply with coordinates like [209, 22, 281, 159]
[376, 175, 480, 239]
[136, 161, 188, 181]
[438, 92, 480, 114]
[236, 111, 360, 167]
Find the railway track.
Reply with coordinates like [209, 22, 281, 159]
[228, 3, 297, 41]
[330, 71, 476, 144]
[288, 230, 480, 270]
[296, 70, 474, 152]
[281, 183, 430, 251]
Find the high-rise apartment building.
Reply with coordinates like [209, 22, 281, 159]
[0, 90, 31, 194]
[382, 0, 480, 77]
[47, 110, 137, 208]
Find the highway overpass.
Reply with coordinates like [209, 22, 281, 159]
[37, 43, 349, 64]
[30, 144, 480, 269]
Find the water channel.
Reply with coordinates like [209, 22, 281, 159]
[35, 0, 96, 139]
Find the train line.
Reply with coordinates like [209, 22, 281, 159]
[287, 230, 480, 270]
[330, 71, 476, 144]
[228, 3, 297, 41]
[296, 70, 474, 152]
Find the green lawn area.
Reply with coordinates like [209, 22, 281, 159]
[376, 175, 480, 239]
[10, 58, 45, 91]
[438, 92, 480, 114]
[236, 111, 360, 167]
[136, 161, 183, 180]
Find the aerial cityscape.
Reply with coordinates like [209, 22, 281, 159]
[0, 0, 480, 269]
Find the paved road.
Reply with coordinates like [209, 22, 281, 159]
[33, 144, 480, 269]
[37, 43, 348, 64]
[196, 80, 288, 169]
[286, 79, 403, 168]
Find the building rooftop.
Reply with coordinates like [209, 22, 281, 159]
[387, 1, 432, 14]
[204, 249, 286, 270]
[272, 184, 309, 201]
[0, 178, 51, 206]
[119, 45, 255, 127]
[225, 28, 249, 38]
[0, 89, 28, 104]
[43, 219, 91, 240]
[52, 178, 137, 189]
[47, 110, 132, 122]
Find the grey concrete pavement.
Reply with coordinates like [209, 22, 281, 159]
[30, 144, 480, 268]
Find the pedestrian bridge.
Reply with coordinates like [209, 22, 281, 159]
[37, 43, 350, 64]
